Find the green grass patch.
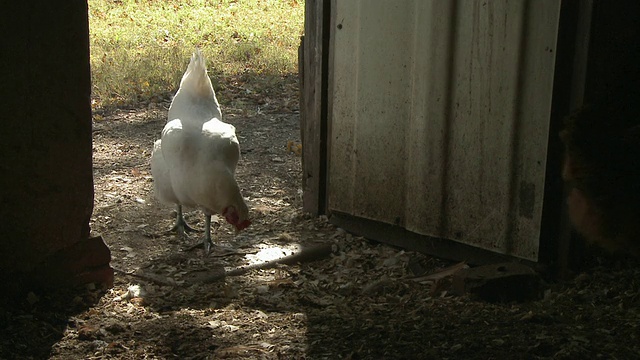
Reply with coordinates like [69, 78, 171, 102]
[89, 0, 304, 109]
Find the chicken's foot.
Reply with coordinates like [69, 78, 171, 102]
[169, 205, 199, 238]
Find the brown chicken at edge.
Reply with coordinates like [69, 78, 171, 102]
[560, 93, 640, 256]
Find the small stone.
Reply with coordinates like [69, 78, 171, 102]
[104, 321, 127, 334]
[26, 292, 39, 305]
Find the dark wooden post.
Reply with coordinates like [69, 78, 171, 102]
[301, 0, 330, 215]
[0, 1, 113, 293]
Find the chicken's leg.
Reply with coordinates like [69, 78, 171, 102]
[203, 213, 214, 254]
[201, 213, 237, 255]
[194, 211, 243, 255]
[170, 205, 198, 238]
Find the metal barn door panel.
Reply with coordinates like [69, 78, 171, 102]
[328, 0, 561, 261]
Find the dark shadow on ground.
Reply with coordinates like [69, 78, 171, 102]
[0, 286, 107, 359]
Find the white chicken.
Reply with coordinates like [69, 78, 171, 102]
[151, 49, 251, 253]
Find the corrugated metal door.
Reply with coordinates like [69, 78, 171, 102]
[328, 0, 561, 261]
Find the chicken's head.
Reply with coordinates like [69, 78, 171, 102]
[222, 206, 251, 232]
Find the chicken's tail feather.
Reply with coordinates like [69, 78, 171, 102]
[186, 49, 206, 77]
[178, 49, 220, 114]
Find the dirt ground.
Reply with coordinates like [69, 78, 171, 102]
[2, 75, 640, 359]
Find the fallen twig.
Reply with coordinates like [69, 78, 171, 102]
[409, 261, 468, 283]
[112, 267, 179, 287]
